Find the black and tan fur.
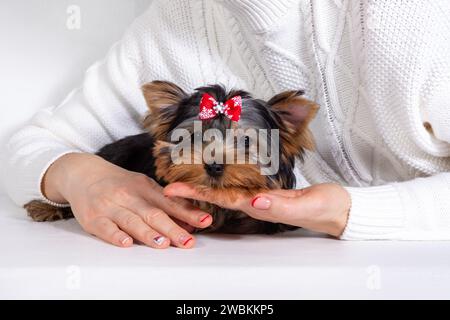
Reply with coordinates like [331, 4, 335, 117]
[25, 81, 318, 234]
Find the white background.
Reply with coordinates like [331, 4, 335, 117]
[0, 0, 152, 191]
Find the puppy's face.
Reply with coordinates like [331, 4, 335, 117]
[142, 81, 318, 197]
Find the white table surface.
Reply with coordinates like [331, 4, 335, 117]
[1, 193, 450, 299]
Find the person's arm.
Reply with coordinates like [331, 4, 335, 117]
[341, 117, 450, 241]
[341, 173, 450, 240]
[164, 172, 450, 240]
[3, 0, 211, 248]
[165, 2, 450, 241]
[338, 1, 450, 240]
[164, 182, 350, 237]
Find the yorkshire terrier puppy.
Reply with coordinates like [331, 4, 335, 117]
[25, 81, 318, 234]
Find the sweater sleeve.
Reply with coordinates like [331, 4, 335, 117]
[340, 0, 450, 241]
[341, 173, 450, 240]
[2, 0, 204, 206]
[341, 76, 450, 240]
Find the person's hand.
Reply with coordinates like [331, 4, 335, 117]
[42, 153, 212, 248]
[164, 183, 351, 237]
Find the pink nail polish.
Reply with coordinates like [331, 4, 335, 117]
[121, 237, 132, 245]
[251, 196, 271, 210]
[180, 235, 193, 246]
[183, 237, 193, 246]
[251, 196, 261, 207]
[200, 214, 210, 223]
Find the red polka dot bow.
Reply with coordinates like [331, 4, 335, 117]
[199, 93, 242, 122]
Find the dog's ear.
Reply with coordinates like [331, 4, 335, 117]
[142, 80, 187, 113]
[142, 81, 187, 140]
[268, 90, 318, 152]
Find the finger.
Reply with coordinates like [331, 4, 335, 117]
[127, 200, 196, 249]
[140, 187, 212, 229]
[166, 197, 213, 228]
[172, 217, 197, 234]
[111, 209, 170, 249]
[86, 217, 133, 248]
[164, 183, 241, 209]
[163, 183, 215, 202]
[247, 193, 304, 222]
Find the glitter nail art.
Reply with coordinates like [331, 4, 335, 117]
[153, 235, 166, 246]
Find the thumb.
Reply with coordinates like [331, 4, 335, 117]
[249, 193, 299, 222]
[251, 188, 307, 210]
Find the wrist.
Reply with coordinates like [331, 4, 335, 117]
[329, 185, 351, 237]
[329, 192, 351, 237]
[316, 210, 349, 238]
[42, 153, 102, 203]
[42, 153, 74, 203]
[310, 183, 351, 237]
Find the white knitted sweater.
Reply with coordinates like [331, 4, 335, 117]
[4, 0, 450, 240]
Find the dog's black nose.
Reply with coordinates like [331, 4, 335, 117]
[205, 163, 224, 177]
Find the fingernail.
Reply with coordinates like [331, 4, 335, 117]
[251, 196, 271, 210]
[179, 235, 193, 246]
[121, 237, 132, 245]
[200, 214, 211, 223]
[153, 235, 167, 246]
